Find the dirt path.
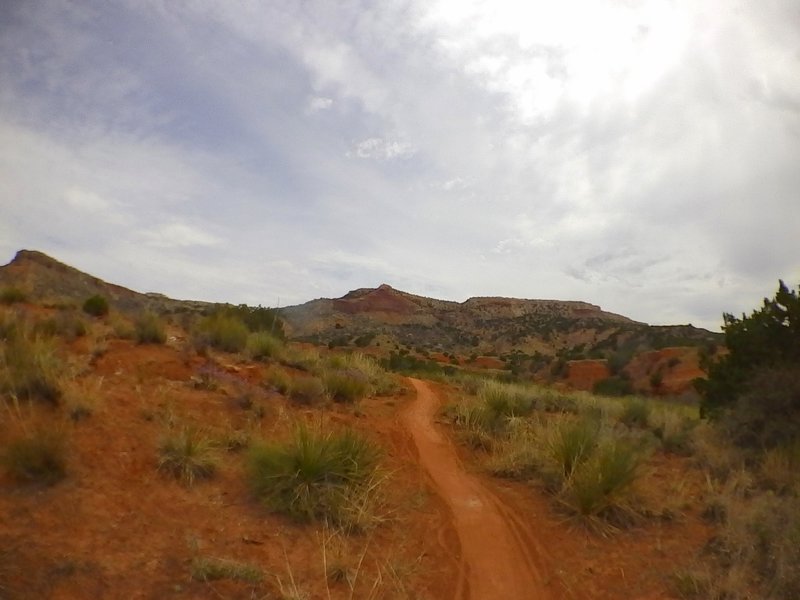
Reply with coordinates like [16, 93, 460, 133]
[401, 378, 555, 600]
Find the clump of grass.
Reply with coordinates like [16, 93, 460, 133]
[157, 427, 217, 485]
[323, 369, 370, 403]
[0, 331, 63, 404]
[650, 409, 695, 455]
[33, 311, 87, 341]
[265, 367, 291, 394]
[328, 353, 397, 396]
[479, 381, 535, 420]
[134, 312, 166, 344]
[547, 417, 601, 483]
[619, 398, 651, 428]
[247, 424, 381, 527]
[194, 314, 249, 353]
[190, 556, 263, 583]
[279, 346, 322, 372]
[562, 438, 644, 527]
[0, 287, 27, 305]
[247, 331, 284, 361]
[288, 376, 326, 405]
[1, 419, 67, 485]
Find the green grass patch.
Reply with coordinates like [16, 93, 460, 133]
[247, 331, 284, 361]
[0, 287, 27, 305]
[247, 424, 381, 527]
[195, 314, 248, 353]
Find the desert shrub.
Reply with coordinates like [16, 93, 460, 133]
[757, 441, 800, 495]
[82, 294, 109, 317]
[247, 424, 381, 525]
[109, 316, 135, 340]
[190, 556, 263, 583]
[562, 438, 643, 525]
[211, 303, 285, 338]
[329, 352, 397, 396]
[194, 313, 248, 353]
[2, 425, 67, 484]
[157, 427, 217, 485]
[134, 312, 166, 344]
[0, 332, 62, 403]
[0, 287, 27, 305]
[619, 398, 651, 428]
[708, 493, 800, 599]
[247, 331, 283, 361]
[288, 376, 326, 405]
[323, 369, 370, 403]
[593, 376, 633, 397]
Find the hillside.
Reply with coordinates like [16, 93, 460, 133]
[280, 283, 721, 393]
[0, 250, 212, 315]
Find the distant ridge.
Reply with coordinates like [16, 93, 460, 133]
[0, 249, 211, 314]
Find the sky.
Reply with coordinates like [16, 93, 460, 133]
[1, 0, 799, 331]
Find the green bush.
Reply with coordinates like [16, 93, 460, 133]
[82, 294, 109, 317]
[697, 280, 800, 428]
[247, 424, 380, 525]
[2, 426, 67, 484]
[195, 314, 248, 353]
[246, 331, 283, 361]
[157, 427, 217, 485]
[134, 312, 166, 344]
[0, 287, 27, 305]
[0, 332, 62, 403]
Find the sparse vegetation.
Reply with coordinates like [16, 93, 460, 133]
[190, 555, 263, 583]
[134, 312, 167, 344]
[1, 412, 67, 485]
[157, 427, 217, 485]
[0, 287, 27, 305]
[287, 376, 327, 405]
[194, 313, 249, 353]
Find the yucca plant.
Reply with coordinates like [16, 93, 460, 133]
[247, 424, 381, 525]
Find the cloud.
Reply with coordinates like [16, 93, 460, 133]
[1, 0, 798, 332]
[348, 137, 417, 160]
[307, 96, 333, 112]
[138, 222, 222, 249]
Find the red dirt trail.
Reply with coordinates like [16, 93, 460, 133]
[402, 378, 554, 600]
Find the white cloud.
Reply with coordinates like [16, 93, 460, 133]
[348, 137, 417, 160]
[307, 96, 333, 112]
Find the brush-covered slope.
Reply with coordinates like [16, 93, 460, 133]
[0, 250, 211, 314]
